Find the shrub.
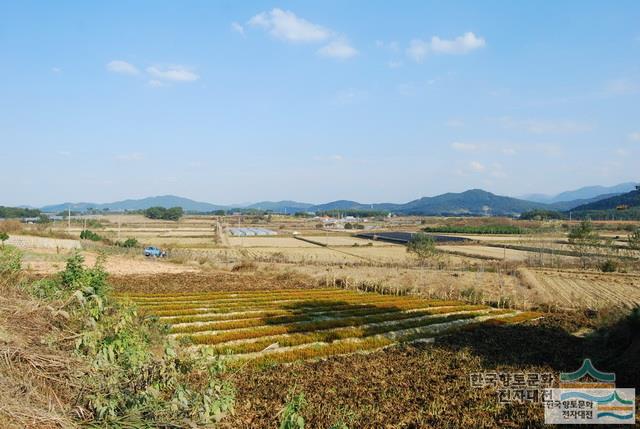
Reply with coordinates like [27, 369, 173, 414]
[80, 229, 102, 241]
[406, 232, 438, 262]
[279, 393, 306, 429]
[600, 259, 617, 273]
[0, 245, 22, 274]
[0, 231, 8, 246]
[120, 238, 139, 248]
[26, 252, 236, 426]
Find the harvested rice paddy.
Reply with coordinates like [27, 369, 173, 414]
[121, 288, 541, 365]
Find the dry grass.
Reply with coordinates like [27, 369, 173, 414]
[0, 278, 83, 428]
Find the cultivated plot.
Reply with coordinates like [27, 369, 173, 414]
[122, 289, 540, 365]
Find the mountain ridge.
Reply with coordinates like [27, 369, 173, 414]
[34, 182, 639, 216]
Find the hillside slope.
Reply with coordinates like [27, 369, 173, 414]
[41, 195, 227, 213]
[570, 188, 640, 212]
[397, 189, 546, 216]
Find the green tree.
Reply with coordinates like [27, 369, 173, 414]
[121, 238, 139, 248]
[0, 231, 8, 247]
[568, 219, 601, 266]
[406, 232, 438, 264]
[165, 206, 184, 221]
[144, 206, 184, 221]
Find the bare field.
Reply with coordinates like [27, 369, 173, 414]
[297, 235, 392, 247]
[23, 251, 198, 275]
[228, 236, 315, 248]
[520, 268, 640, 309]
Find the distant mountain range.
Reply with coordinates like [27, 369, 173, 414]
[570, 187, 640, 212]
[41, 195, 227, 213]
[35, 182, 639, 217]
[520, 182, 638, 204]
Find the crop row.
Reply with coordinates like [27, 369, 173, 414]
[170, 304, 488, 334]
[207, 311, 495, 355]
[135, 291, 353, 311]
[158, 299, 466, 325]
[124, 288, 354, 304]
[118, 287, 342, 300]
[134, 290, 360, 308]
[233, 310, 540, 366]
[182, 306, 493, 345]
[135, 292, 461, 311]
[168, 303, 478, 333]
[146, 296, 465, 317]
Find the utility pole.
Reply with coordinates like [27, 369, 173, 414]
[67, 206, 71, 234]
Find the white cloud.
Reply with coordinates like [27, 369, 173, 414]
[406, 39, 429, 62]
[628, 132, 640, 141]
[318, 39, 358, 59]
[502, 147, 517, 155]
[106, 60, 140, 75]
[430, 32, 485, 54]
[469, 161, 485, 172]
[248, 8, 330, 43]
[116, 153, 144, 162]
[406, 32, 485, 62]
[231, 21, 244, 35]
[146, 65, 199, 82]
[51, 67, 62, 73]
[387, 60, 403, 69]
[451, 142, 478, 152]
[615, 148, 628, 156]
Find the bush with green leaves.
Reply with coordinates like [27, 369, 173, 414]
[0, 231, 8, 246]
[0, 245, 22, 275]
[80, 229, 103, 241]
[279, 393, 306, 429]
[26, 252, 235, 426]
[120, 237, 139, 248]
[600, 259, 618, 273]
[406, 232, 438, 263]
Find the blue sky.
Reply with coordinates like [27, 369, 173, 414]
[1, 1, 639, 206]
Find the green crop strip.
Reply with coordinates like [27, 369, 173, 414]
[170, 304, 488, 334]
[210, 312, 492, 355]
[143, 297, 466, 317]
[185, 306, 490, 345]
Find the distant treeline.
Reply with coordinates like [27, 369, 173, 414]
[519, 209, 565, 221]
[143, 206, 184, 221]
[0, 206, 41, 218]
[315, 209, 388, 218]
[569, 208, 640, 221]
[423, 225, 526, 234]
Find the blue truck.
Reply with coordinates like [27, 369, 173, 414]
[144, 246, 167, 257]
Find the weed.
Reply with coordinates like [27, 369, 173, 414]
[279, 393, 306, 429]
